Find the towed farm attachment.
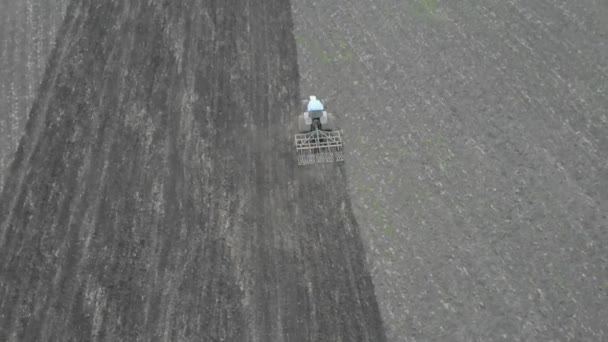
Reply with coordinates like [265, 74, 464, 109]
[295, 96, 344, 166]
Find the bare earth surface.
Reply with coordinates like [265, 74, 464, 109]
[0, 1, 384, 341]
[293, 0, 607, 341]
[1, 0, 608, 341]
[0, 0, 67, 193]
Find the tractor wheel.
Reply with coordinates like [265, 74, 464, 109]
[298, 115, 309, 133]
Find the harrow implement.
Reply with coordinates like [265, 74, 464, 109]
[295, 129, 344, 166]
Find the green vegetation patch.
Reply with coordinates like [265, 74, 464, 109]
[407, 0, 449, 22]
[295, 33, 354, 65]
[368, 194, 397, 239]
[414, 0, 439, 16]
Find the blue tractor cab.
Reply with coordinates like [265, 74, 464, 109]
[307, 96, 324, 119]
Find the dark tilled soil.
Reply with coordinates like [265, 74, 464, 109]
[0, 1, 385, 341]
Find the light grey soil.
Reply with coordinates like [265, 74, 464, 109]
[293, 0, 607, 341]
